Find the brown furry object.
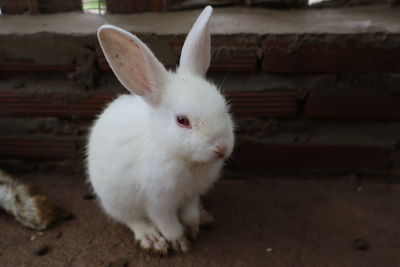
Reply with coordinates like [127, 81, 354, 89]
[0, 170, 54, 230]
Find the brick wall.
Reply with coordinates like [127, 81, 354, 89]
[0, 8, 400, 175]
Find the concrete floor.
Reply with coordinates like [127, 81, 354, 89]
[1, 172, 400, 267]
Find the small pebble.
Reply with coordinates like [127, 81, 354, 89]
[34, 244, 50, 256]
[266, 248, 273, 252]
[352, 238, 369, 251]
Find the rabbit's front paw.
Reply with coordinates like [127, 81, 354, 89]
[133, 224, 169, 256]
[142, 231, 169, 256]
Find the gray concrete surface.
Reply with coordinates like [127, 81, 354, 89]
[1, 5, 399, 79]
[1, 5, 400, 35]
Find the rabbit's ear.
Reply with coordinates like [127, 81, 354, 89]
[98, 25, 167, 106]
[178, 6, 212, 77]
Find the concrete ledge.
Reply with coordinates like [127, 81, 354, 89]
[1, 5, 400, 74]
[1, 6, 400, 35]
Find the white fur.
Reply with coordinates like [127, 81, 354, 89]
[87, 6, 234, 254]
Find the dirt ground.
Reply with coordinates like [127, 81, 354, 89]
[1, 172, 400, 267]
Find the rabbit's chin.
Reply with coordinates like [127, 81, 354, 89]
[187, 152, 225, 165]
[188, 158, 224, 169]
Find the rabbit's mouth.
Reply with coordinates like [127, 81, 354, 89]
[213, 144, 228, 159]
[189, 159, 221, 169]
[187, 151, 227, 165]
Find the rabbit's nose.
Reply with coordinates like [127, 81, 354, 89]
[214, 144, 227, 159]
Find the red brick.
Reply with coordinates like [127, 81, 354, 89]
[227, 91, 297, 118]
[0, 91, 297, 119]
[0, 62, 76, 72]
[0, 0, 30, 14]
[232, 143, 390, 172]
[209, 57, 258, 73]
[0, 0, 81, 14]
[305, 92, 400, 120]
[106, 0, 178, 13]
[0, 136, 76, 160]
[263, 39, 400, 73]
[0, 91, 112, 118]
[37, 0, 81, 13]
[0, 56, 78, 71]
[105, 0, 136, 13]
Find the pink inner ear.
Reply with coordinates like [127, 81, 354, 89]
[98, 26, 167, 105]
[105, 31, 151, 96]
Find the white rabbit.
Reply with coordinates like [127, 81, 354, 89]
[87, 6, 234, 255]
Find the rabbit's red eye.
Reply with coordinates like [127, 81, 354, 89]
[176, 115, 191, 128]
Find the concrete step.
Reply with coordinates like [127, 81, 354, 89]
[0, 6, 400, 74]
